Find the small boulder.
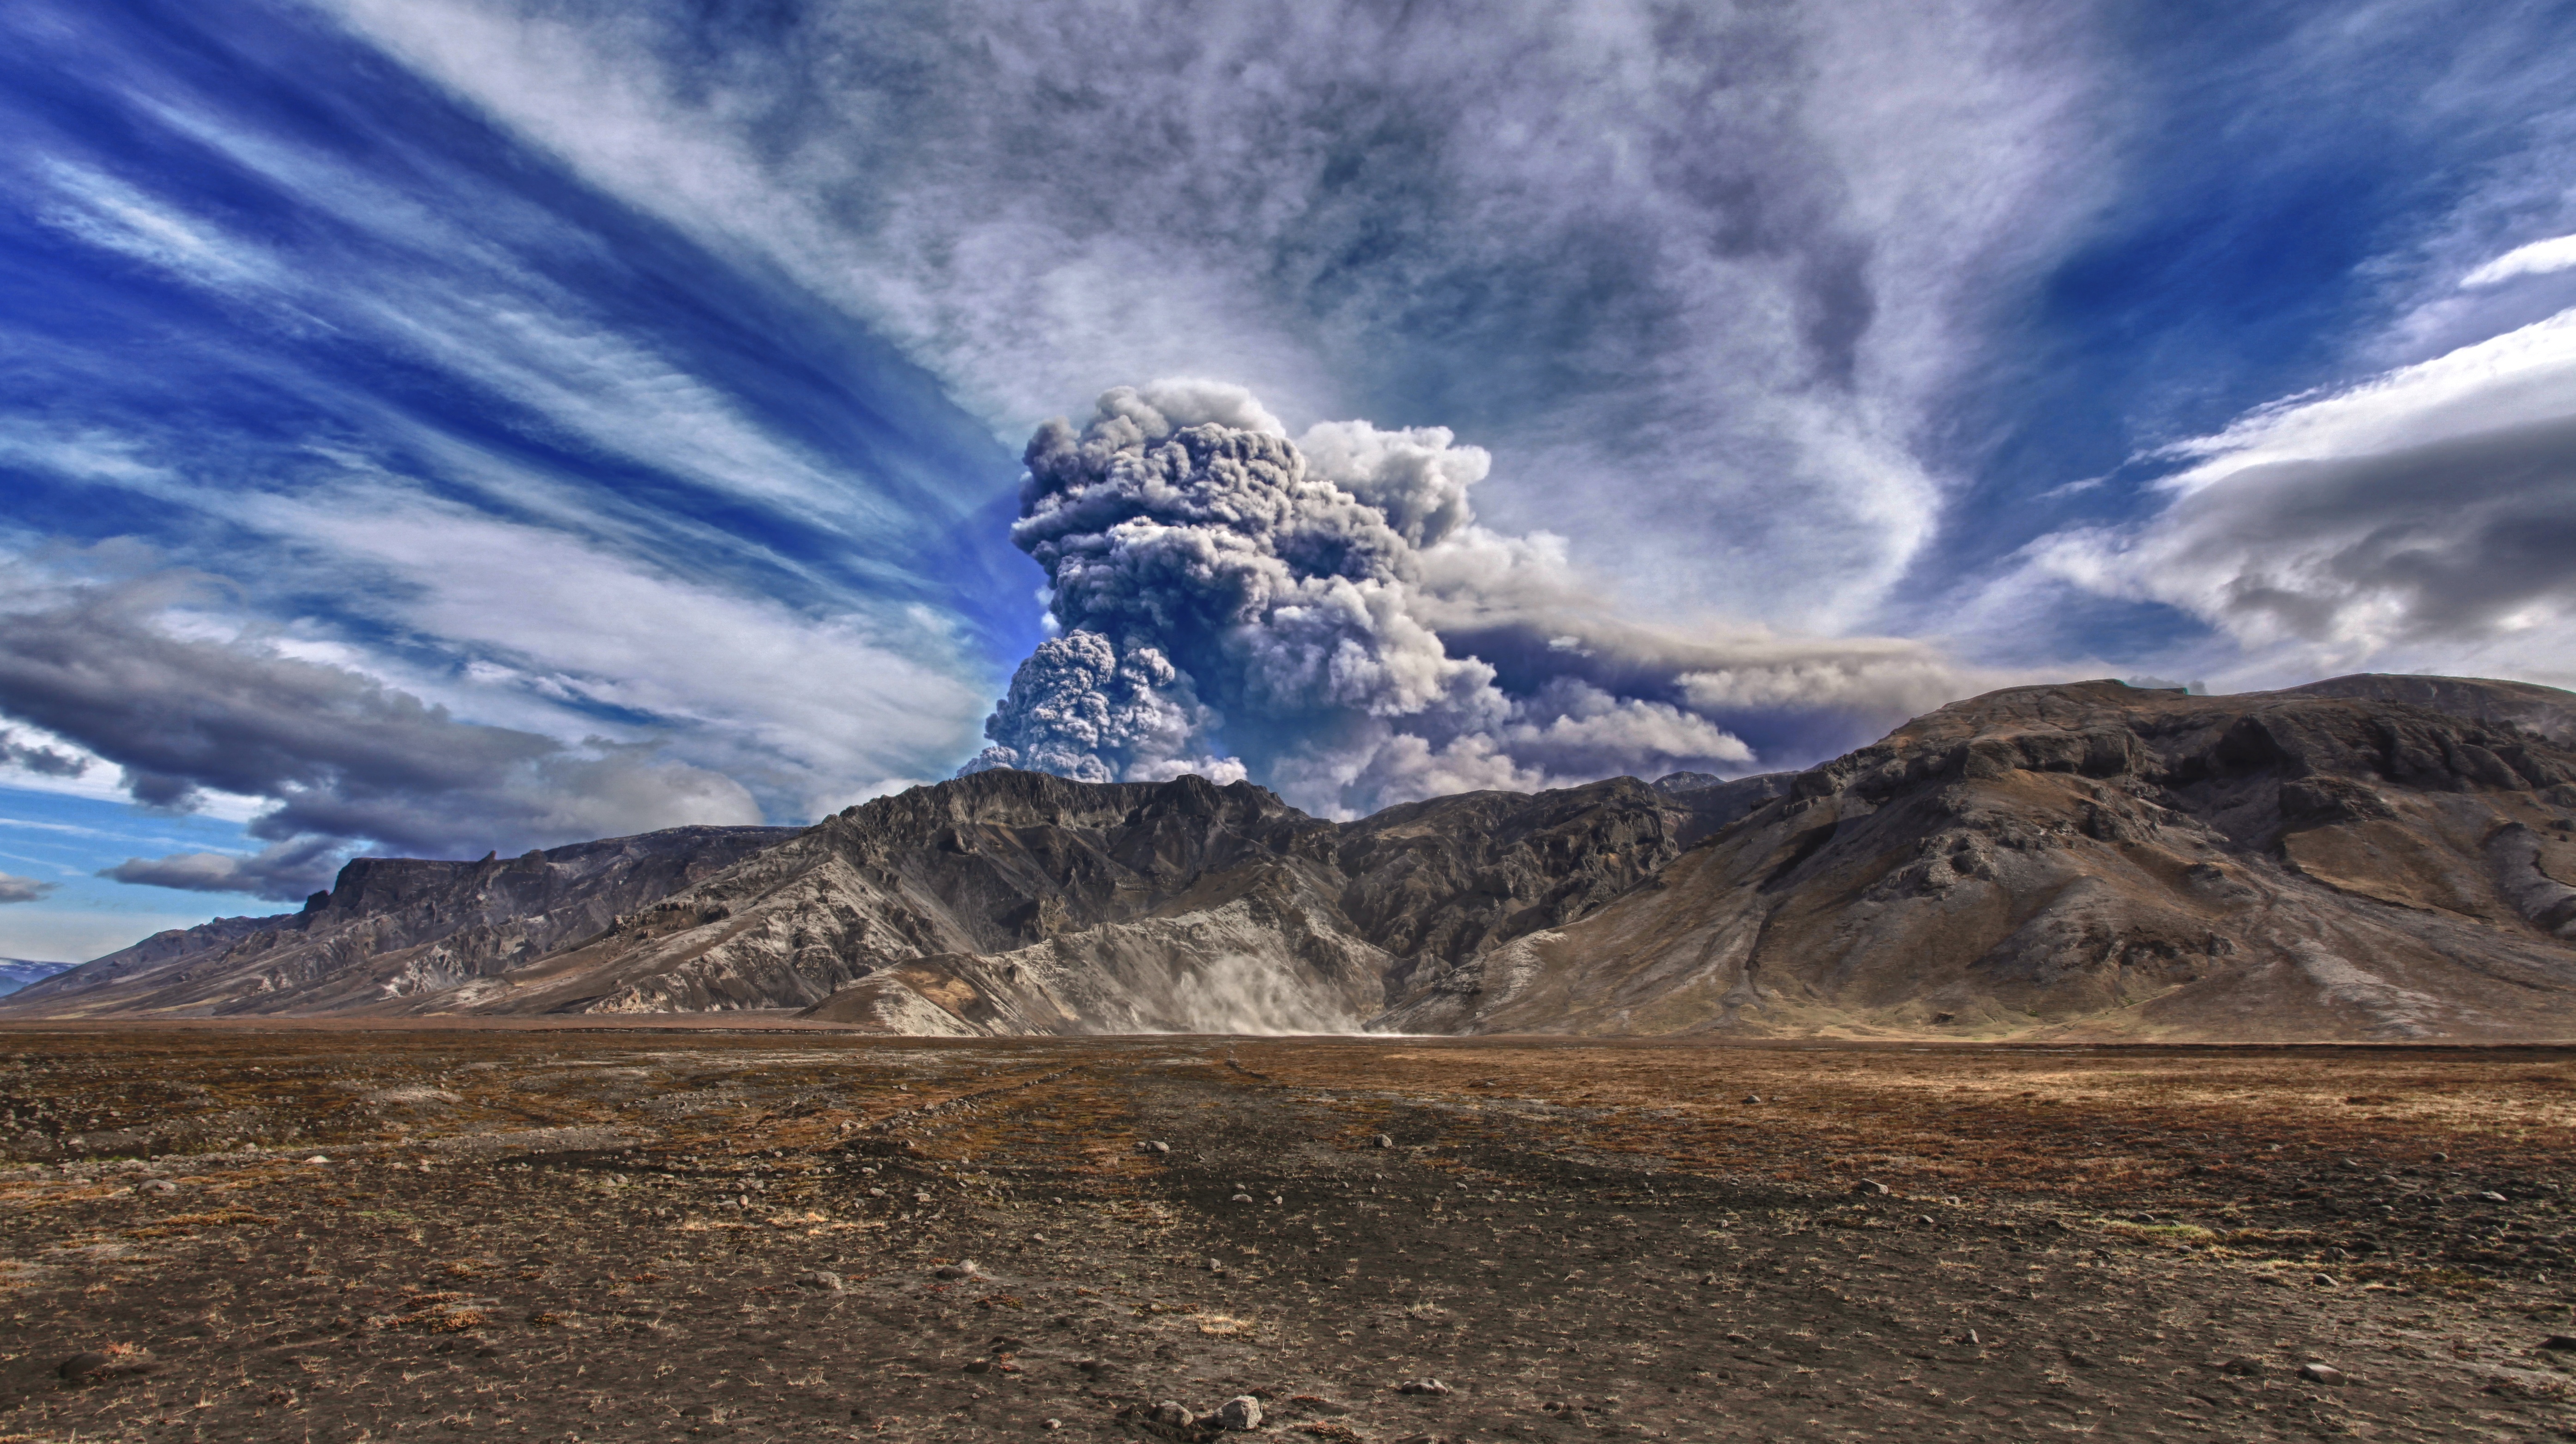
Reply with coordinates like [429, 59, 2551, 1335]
[1135, 1140, 1171, 1155]
[58, 1348, 153, 1383]
[933, 1262, 980, 1280]
[1396, 1378, 1452, 1396]
[1742, 1094, 1762, 1105]
[1375, 1135, 1396, 1149]
[795, 1269, 843, 1292]
[1231, 1193, 1253, 1203]
[1218, 1396, 1263, 1430]
[2297, 1362, 2346, 1386]
[1850, 1180, 1890, 1197]
[2478, 1190, 2509, 1204]
[2539, 1335, 2576, 1353]
[140, 1179, 175, 1195]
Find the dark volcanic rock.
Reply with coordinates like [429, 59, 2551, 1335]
[1652, 769, 1797, 843]
[2286, 673, 2576, 748]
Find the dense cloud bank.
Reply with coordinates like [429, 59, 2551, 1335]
[966, 382, 1989, 815]
[0, 574, 760, 900]
[2010, 303, 2576, 690]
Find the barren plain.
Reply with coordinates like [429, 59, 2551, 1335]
[3, 1026, 2575, 1443]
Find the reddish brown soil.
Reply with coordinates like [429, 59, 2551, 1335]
[3, 1027, 2573, 1442]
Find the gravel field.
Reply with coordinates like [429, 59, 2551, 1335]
[2, 1027, 2574, 1442]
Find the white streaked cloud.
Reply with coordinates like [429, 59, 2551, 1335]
[259, 488, 991, 814]
[30, 144, 905, 535]
[2463, 233, 2576, 288]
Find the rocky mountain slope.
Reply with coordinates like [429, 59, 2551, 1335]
[2, 826, 796, 1017]
[2285, 673, 2576, 747]
[441, 768, 1716, 1029]
[1386, 677, 2576, 1040]
[13, 673, 2576, 1040]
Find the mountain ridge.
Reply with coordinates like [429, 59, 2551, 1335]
[11, 673, 2575, 1039]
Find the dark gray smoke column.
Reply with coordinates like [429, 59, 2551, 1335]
[963, 381, 1760, 815]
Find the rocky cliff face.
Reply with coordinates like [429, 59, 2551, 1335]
[1387, 679, 2576, 1040]
[17, 675, 2576, 1040]
[5, 826, 797, 1017]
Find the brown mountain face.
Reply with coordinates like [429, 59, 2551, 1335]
[1386, 678, 2576, 1040]
[15, 675, 2576, 1039]
[2, 826, 797, 1018]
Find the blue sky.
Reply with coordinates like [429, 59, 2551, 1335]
[4, 0, 2574, 961]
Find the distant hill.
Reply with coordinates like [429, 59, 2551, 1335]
[0, 959, 71, 997]
[11, 675, 2576, 1041]
[3, 827, 797, 1017]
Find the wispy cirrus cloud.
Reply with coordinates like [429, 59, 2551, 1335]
[319, 0, 2110, 633]
[0, 0, 1038, 926]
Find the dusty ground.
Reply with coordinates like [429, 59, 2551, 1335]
[2, 1026, 2574, 1442]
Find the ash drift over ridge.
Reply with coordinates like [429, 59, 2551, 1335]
[965, 381, 1907, 816]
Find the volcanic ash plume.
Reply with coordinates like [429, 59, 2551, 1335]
[963, 381, 1902, 814]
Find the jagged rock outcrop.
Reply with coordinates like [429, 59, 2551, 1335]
[1383, 679, 2576, 1040]
[4, 826, 796, 1017]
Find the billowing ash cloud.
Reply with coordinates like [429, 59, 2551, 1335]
[966, 381, 1992, 814]
[0, 575, 762, 899]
